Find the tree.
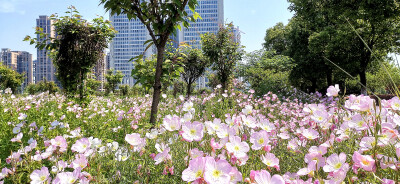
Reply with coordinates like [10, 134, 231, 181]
[180, 46, 209, 97]
[25, 78, 59, 95]
[240, 49, 293, 96]
[131, 53, 183, 94]
[202, 24, 244, 91]
[105, 69, 124, 94]
[0, 63, 24, 93]
[288, 0, 400, 94]
[101, 0, 200, 125]
[25, 6, 116, 100]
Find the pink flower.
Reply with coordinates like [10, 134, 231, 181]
[30, 166, 50, 184]
[52, 170, 80, 184]
[261, 153, 280, 170]
[204, 158, 232, 184]
[11, 133, 23, 142]
[323, 153, 347, 172]
[226, 136, 250, 158]
[229, 167, 242, 183]
[252, 170, 284, 184]
[125, 133, 146, 152]
[182, 157, 208, 182]
[242, 105, 253, 115]
[241, 115, 257, 128]
[163, 115, 181, 131]
[71, 154, 88, 169]
[71, 138, 91, 153]
[51, 136, 68, 153]
[250, 130, 269, 150]
[297, 160, 317, 176]
[154, 147, 171, 165]
[304, 151, 325, 169]
[326, 84, 339, 97]
[352, 151, 375, 172]
[181, 121, 204, 142]
[302, 128, 319, 140]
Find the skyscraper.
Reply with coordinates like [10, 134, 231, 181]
[178, 0, 224, 89]
[109, 14, 153, 86]
[109, 0, 229, 88]
[0, 48, 33, 89]
[36, 15, 58, 84]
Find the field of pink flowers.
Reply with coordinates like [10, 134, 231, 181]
[0, 85, 399, 183]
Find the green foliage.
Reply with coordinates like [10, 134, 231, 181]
[0, 63, 24, 93]
[24, 6, 116, 99]
[85, 73, 102, 95]
[25, 79, 59, 95]
[131, 45, 184, 94]
[105, 69, 123, 94]
[172, 80, 185, 97]
[286, 0, 400, 94]
[202, 24, 244, 91]
[100, 0, 200, 124]
[240, 49, 293, 96]
[179, 45, 210, 97]
[119, 84, 130, 96]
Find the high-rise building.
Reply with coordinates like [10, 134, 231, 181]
[109, 0, 231, 88]
[109, 14, 153, 86]
[178, 0, 224, 48]
[32, 59, 37, 83]
[0, 48, 33, 89]
[36, 15, 58, 84]
[178, 0, 224, 89]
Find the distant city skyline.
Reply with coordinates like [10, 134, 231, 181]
[0, 0, 293, 60]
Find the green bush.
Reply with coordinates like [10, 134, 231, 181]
[25, 80, 59, 95]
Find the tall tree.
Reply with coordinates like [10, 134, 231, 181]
[0, 63, 24, 93]
[25, 7, 116, 100]
[101, 0, 199, 125]
[288, 0, 400, 94]
[180, 46, 209, 97]
[202, 24, 244, 91]
[105, 69, 124, 94]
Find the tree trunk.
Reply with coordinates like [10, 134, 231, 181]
[360, 66, 367, 95]
[360, 51, 371, 95]
[326, 68, 332, 86]
[149, 45, 165, 125]
[187, 81, 192, 98]
[310, 78, 317, 93]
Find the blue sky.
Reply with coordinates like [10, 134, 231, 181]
[0, 0, 293, 59]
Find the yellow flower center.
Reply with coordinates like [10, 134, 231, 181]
[334, 163, 342, 170]
[362, 159, 370, 166]
[212, 170, 221, 178]
[190, 129, 196, 135]
[234, 145, 240, 151]
[258, 138, 264, 144]
[40, 176, 46, 181]
[195, 170, 203, 178]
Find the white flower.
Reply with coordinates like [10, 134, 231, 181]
[326, 84, 340, 97]
[225, 136, 250, 158]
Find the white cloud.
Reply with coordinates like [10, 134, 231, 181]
[0, 0, 26, 14]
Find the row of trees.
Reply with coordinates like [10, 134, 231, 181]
[20, 2, 242, 125]
[259, 0, 400, 94]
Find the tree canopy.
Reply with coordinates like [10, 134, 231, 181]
[202, 24, 244, 91]
[0, 63, 24, 93]
[100, 0, 199, 125]
[25, 6, 116, 99]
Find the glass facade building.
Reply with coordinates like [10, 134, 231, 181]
[36, 15, 58, 84]
[109, 0, 239, 89]
[0, 48, 33, 90]
[109, 14, 153, 86]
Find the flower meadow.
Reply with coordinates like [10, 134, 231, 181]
[1, 86, 400, 183]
